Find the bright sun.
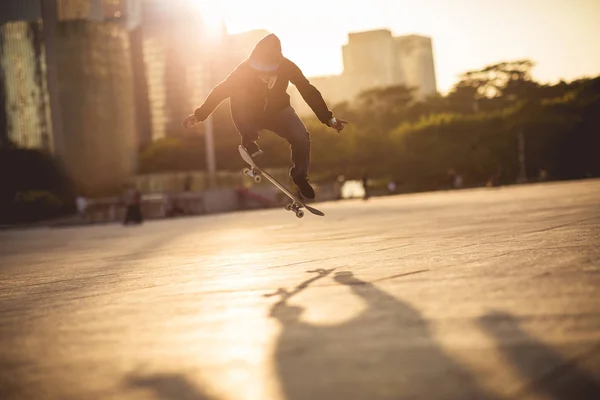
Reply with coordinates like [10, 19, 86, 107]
[193, 0, 226, 38]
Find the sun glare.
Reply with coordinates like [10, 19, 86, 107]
[194, 0, 226, 38]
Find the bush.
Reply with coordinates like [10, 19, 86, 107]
[0, 147, 74, 223]
[135, 68, 600, 192]
[9, 191, 64, 223]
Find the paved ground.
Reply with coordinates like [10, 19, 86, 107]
[1, 179, 599, 400]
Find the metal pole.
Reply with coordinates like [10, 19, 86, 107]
[205, 111, 217, 187]
[517, 129, 527, 184]
[203, 36, 218, 188]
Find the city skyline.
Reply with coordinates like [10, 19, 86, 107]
[4, 0, 599, 93]
[210, 0, 600, 93]
[290, 30, 438, 116]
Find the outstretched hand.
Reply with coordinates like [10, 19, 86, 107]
[329, 117, 348, 133]
[182, 114, 200, 129]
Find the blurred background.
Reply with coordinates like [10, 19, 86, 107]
[1, 0, 599, 225]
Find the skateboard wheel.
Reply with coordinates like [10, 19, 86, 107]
[296, 210, 304, 218]
[243, 168, 250, 176]
[285, 203, 292, 211]
[253, 175, 262, 183]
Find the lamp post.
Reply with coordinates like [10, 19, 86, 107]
[202, 32, 222, 189]
[204, 104, 217, 187]
[517, 129, 527, 184]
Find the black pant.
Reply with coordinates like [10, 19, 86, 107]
[232, 106, 311, 178]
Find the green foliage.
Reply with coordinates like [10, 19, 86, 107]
[0, 147, 73, 223]
[12, 191, 64, 222]
[139, 136, 206, 173]
[139, 60, 600, 191]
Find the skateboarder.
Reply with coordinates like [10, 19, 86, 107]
[182, 33, 347, 199]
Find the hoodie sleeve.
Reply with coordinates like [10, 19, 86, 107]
[194, 66, 241, 122]
[287, 60, 333, 125]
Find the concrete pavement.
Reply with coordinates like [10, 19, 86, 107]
[1, 179, 599, 399]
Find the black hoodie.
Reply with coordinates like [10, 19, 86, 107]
[194, 34, 333, 126]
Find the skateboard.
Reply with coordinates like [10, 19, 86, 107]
[238, 145, 325, 218]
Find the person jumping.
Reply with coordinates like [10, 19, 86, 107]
[183, 33, 347, 199]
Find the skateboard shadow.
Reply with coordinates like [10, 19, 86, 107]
[269, 270, 497, 400]
[479, 312, 600, 400]
[264, 268, 336, 307]
[123, 371, 216, 400]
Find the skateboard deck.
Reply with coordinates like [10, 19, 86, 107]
[238, 145, 324, 218]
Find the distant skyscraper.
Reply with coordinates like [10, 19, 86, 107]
[0, 0, 146, 194]
[291, 29, 438, 115]
[0, 21, 52, 150]
[56, 0, 101, 21]
[138, 0, 197, 141]
[343, 29, 400, 87]
[101, 0, 142, 29]
[395, 35, 437, 99]
[50, 19, 138, 194]
[55, 0, 141, 28]
[137, 0, 227, 143]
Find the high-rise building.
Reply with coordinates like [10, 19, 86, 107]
[291, 29, 438, 115]
[395, 35, 437, 99]
[0, 21, 53, 150]
[55, 0, 141, 28]
[57, 0, 101, 21]
[101, 0, 142, 29]
[51, 20, 138, 194]
[139, 0, 196, 141]
[1, 0, 139, 194]
[0, 0, 45, 148]
[137, 0, 227, 143]
[0, 1, 42, 148]
[343, 29, 400, 87]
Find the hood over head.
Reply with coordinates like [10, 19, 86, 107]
[249, 33, 283, 72]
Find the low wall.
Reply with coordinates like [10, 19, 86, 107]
[76, 181, 343, 224]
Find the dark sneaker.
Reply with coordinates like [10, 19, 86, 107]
[243, 141, 263, 159]
[292, 174, 315, 199]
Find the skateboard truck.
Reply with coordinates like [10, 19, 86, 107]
[242, 167, 262, 183]
[284, 202, 304, 218]
[238, 145, 323, 218]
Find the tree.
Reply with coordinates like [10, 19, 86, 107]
[447, 60, 538, 113]
[138, 136, 206, 173]
[0, 147, 73, 223]
[354, 85, 416, 131]
[135, 61, 600, 195]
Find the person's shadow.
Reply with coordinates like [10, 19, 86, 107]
[270, 271, 496, 400]
[479, 312, 600, 400]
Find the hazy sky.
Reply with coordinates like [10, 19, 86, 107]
[208, 0, 600, 93]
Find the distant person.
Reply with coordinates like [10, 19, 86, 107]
[447, 168, 463, 189]
[123, 186, 143, 225]
[183, 175, 192, 192]
[447, 168, 456, 189]
[387, 181, 397, 194]
[453, 174, 463, 189]
[183, 33, 347, 199]
[182, 175, 193, 214]
[162, 192, 173, 217]
[362, 174, 370, 200]
[487, 167, 502, 187]
[75, 195, 87, 221]
[334, 175, 345, 200]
